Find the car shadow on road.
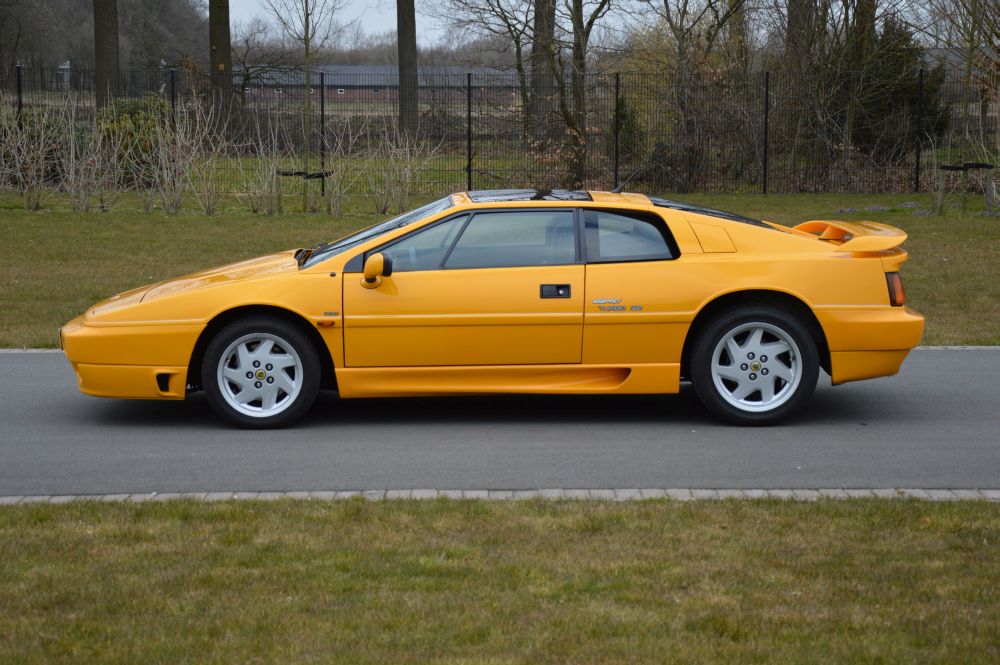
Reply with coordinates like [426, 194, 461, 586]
[81, 380, 904, 430]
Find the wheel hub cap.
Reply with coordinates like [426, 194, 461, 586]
[217, 333, 303, 418]
[710, 322, 803, 413]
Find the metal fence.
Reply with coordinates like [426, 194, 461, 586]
[1, 65, 997, 196]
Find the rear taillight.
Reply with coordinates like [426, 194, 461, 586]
[886, 272, 905, 307]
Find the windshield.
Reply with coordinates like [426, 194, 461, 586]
[300, 197, 455, 268]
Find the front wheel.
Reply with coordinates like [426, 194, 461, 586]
[690, 306, 819, 425]
[202, 317, 320, 428]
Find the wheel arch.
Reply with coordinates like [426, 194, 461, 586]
[680, 289, 830, 380]
[186, 305, 337, 391]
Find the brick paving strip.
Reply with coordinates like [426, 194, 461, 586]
[0, 489, 998, 504]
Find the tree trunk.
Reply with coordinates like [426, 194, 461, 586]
[397, 0, 419, 137]
[567, 0, 588, 188]
[209, 0, 233, 96]
[727, 0, 749, 75]
[93, 0, 120, 110]
[784, 0, 816, 183]
[529, 0, 556, 138]
[843, 0, 876, 147]
[784, 0, 813, 68]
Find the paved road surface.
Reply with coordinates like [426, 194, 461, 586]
[0, 349, 997, 495]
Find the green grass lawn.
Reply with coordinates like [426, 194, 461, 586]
[1, 499, 997, 663]
[1, 192, 997, 347]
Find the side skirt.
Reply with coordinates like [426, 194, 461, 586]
[335, 363, 680, 398]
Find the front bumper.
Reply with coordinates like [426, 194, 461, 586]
[70, 362, 188, 399]
[61, 316, 202, 399]
[814, 306, 925, 384]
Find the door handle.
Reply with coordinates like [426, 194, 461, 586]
[540, 284, 571, 298]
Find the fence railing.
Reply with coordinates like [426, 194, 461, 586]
[1, 65, 997, 197]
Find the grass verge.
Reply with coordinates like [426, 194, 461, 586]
[1, 499, 998, 663]
[1, 192, 997, 347]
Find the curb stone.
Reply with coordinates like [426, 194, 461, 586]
[1, 489, 997, 505]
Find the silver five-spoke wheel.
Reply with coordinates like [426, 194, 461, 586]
[203, 316, 321, 428]
[691, 306, 819, 425]
[710, 322, 802, 413]
[217, 333, 303, 417]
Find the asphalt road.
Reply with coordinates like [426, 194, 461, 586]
[0, 349, 997, 495]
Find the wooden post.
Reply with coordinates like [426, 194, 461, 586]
[934, 169, 946, 216]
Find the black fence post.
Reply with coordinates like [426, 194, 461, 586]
[763, 71, 770, 195]
[613, 72, 621, 190]
[466, 72, 473, 192]
[319, 71, 326, 196]
[168, 68, 177, 127]
[915, 68, 924, 193]
[15, 64, 23, 126]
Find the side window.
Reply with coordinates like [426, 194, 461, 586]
[585, 210, 675, 263]
[444, 210, 577, 269]
[381, 215, 467, 272]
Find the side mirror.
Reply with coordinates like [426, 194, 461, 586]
[362, 252, 393, 288]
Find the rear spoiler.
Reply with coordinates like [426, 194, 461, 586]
[793, 220, 907, 253]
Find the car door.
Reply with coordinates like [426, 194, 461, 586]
[581, 208, 688, 365]
[343, 208, 584, 367]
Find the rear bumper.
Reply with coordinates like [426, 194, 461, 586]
[815, 306, 925, 384]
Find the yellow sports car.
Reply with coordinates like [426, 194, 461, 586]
[61, 190, 924, 427]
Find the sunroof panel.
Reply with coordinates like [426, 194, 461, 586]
[467, 189, 593, 203]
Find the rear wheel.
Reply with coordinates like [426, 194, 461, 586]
[691, 306, 818, 425]
[202, 317, 320, 428]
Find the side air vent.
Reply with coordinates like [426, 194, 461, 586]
[155, 373, 171, 393]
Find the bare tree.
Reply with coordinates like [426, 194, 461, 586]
[562, 0, 612, 136]
[320, 117, 368, 217]
[424, 0, 534, 122]
[231, 16, 297, 102]
[261, 0, 349, 209]
[185, 103, 231, 215]
[62, 96, 130, 212]
[366, 119, 442, 214]
[925, 0, 998, 149]
[232, 117, 290, 215]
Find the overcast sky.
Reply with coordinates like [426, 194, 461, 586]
[227, 0, 447, 44]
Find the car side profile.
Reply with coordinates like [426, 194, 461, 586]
[60, 190, 925, 427]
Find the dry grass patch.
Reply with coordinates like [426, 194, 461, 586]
[0, 499, 998, 663]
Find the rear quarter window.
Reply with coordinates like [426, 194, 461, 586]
[584, 210, 679, 263]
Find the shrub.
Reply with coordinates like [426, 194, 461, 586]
[95, 95, 170, 188]
[606, 95, 645, 164]
[0, 103, 71, 208]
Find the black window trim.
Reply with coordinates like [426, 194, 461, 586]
[583, 208, 681, 265]
[345, 206, 583, 273]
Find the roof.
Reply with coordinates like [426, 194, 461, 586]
[458, 189, 770, 229]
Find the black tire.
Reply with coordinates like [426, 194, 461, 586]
[690, 305, 819, 426]
[201, 316, 320, 428]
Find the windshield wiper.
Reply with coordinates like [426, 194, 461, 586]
[294, 242, 329, 267]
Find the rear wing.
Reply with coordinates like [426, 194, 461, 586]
[793, 220, 907, 253]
